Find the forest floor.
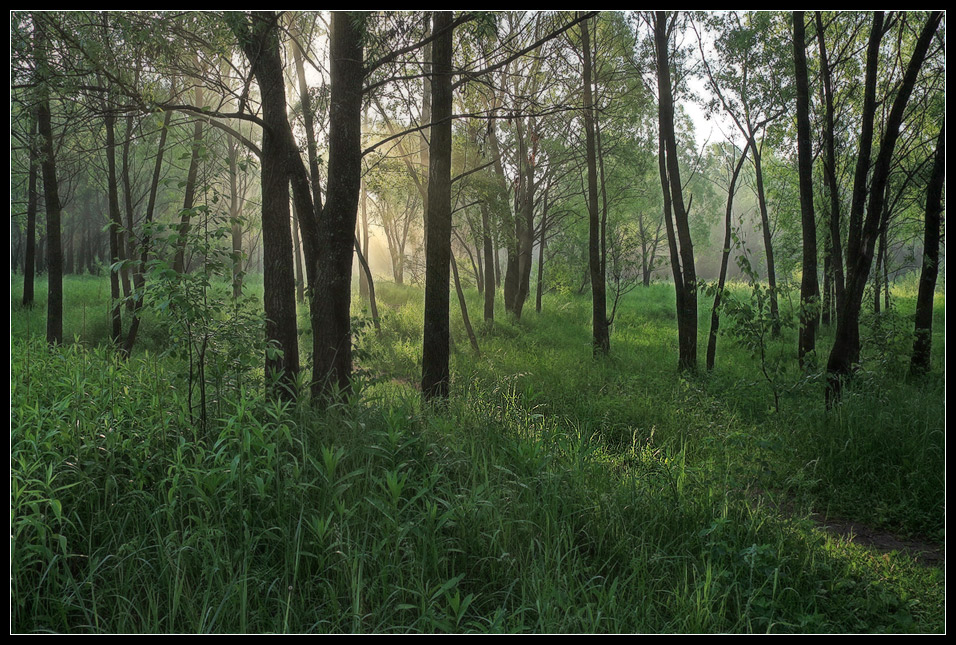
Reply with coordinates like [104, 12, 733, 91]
[11, 275, 946, 633]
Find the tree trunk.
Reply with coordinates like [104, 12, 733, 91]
[421, 11, 454, 400]
[655, 11, 697, 372]
[173, 82, 204, 274]
[35, 14, 63, 345]
[122, 96, 172, 357]
[452, 251, 480, 355]
[105, 111, 124, 345]
[827, 11, 941, 403]
[815, 12, 846, 323]
[910, 118, 944, 375]
[793, 11, 819, 368]
[229, 11, 300, 399]
[22, 110, 39, 307]
[752, 143, 780, 333]
[582, 14, 609, 356]
[308, 11, 365, 400]
[481, 203, 495, 322]
[706, 140, 750, 371]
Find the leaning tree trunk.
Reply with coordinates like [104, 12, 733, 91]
[706, 139, 750, 371]
[826, 11, 941, 404]
[910, 118, 944, 376]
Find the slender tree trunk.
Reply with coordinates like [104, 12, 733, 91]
[354, 235, 380, 331]
[22, 110, 39, 307]
[451, 252, 480, 355]
[582, 14, 609, 356]
[655, 11, 697, 372]
[815, 12, 846, 321]
[481, 203, 495, 322]
[706, 140, 750, 371]
[35, 14, 63, 345]
[827, 11, 941, 403]
[173, 83, 204, 274]
[910, 118, 944, 375]
[105, 110, 124, 345]
[752, 143, 780, 333]
[122, 98, 172, 357]
[292, 198, 306, 304]
[793, 11, 819, 367]
[120, 110, 135, 302]
[421, 11, 454, 400]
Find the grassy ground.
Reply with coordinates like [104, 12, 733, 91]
[10, 274, 945, 633]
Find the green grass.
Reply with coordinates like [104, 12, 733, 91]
[10, 274, 945, 633]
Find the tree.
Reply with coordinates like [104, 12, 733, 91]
[826, 10, 942, 403]
[654, 11, 698, 372]
[792, 11, 819, 367]
[909, 117, 944, 376]
[226, 11, 301, 399]
[581, 14, 610, 355]
[421, 11, 455, 400]
[21, 111, 39, 307]
[34, 13, 65, 345]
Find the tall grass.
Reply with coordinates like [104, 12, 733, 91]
[11, 275, 944, 633]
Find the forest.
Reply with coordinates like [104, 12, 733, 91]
[10, 10, 945, 634]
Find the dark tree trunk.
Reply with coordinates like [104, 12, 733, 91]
[421, 11, 454, 400]
[793, 11, 819, 367]
[105, 111, 124, 345]
[655, 11, 697, 372]
[122, 99, 172, 357]
[481, 203, 495, 322]
[22, 110, 39, 307]
[308, 11, 365, 400]
[582, 14, 609, 356]
[35, 14, 63, 345]
[815, 12, 846, 321]
[229, 12, 300, 398]
[451, 252, 480, 355]
[910, 118, 944, 375]
[752, 144, 780, 333]
[706, 140, 750, 371]
[827, 11, 941, 403]
[172, 87, 204, 275]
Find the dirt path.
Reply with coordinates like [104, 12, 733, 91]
[810, 513, 945, 567]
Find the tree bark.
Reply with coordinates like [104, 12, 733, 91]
[582, 14, 609, 356]
[105, 110, 124, 345]
[172, 81, 204, 274]
[910, 118, 944, 375]
[793, 11, 820, 368]
[228, 11, 301, 399]
[35, 14, 63, 345]
[706, 140, 750, 371]
[655, 11, 697, 372]
[826, 11, 941, 402]
[421, 11, 454, 400]
[815, 12, 845, 320]
[481, 203, 495, 322]
[308, 11, 365, 400]
[22, 110, 39, 307]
